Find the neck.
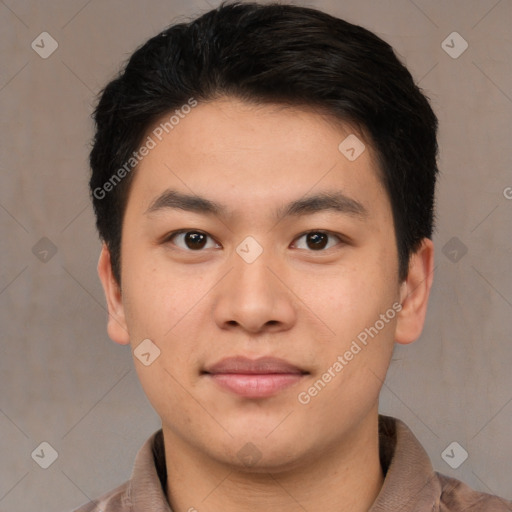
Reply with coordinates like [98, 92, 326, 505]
[163, 408, 384, 512]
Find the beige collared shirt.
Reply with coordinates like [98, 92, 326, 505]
[73, 415, 511, 511]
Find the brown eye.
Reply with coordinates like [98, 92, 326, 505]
[184, 231, 207, 249]
[306, 232, 328, 250]
[167, 230, 219, 251]
[293, 231, 341, 251]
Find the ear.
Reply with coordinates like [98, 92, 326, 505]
[97, 244, 130, 345]
[395, 238, 434, 345]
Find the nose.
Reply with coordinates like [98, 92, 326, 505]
[212, 244, 297, 334]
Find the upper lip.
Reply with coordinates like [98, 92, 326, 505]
[203, 356, 308, 375]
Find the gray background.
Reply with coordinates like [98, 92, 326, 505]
[0, 0, 511, 511]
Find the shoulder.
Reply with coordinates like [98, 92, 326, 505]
[72, 480, 132, 512]
[71, 429, 166, 512]
[437, 472, 512, 511]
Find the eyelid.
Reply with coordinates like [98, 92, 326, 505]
[162, 229, 347, 252]
[291, 230, 346, 250]
[163, 229, 221, 250]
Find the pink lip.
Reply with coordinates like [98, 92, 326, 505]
[203, 356, 308, 398]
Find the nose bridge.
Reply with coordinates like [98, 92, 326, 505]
[212, 238, 296, 332]
[230, 239, 277, 300]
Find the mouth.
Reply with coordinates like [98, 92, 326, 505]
[202, 356, 309, 398]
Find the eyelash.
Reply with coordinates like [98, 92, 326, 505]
[163, 229, 345, 252]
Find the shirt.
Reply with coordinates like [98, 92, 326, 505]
[73, 415, 512, 511]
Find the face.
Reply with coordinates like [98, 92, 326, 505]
[99, 98, 432, 472]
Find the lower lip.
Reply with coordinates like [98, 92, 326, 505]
[207, 373, 305, 398]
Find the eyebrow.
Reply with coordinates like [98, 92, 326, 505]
[145, 189, 368, 220]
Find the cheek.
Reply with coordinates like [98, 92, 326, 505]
[121, 248, 185, 337]
[295, 253, 399, 392]
[300, 261, 393, 330]
[120, 252, 210, 374]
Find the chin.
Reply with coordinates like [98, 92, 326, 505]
[217, 441, 310, 475]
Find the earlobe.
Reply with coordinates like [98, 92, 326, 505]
[394, 238, 434, 345]
[97, 244, 130, 345]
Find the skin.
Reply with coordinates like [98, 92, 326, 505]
[98, 98, 434, 512]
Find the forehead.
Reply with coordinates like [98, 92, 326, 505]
[127, 98, 388, 221]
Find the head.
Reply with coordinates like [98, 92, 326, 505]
[92, 2, 437, 471]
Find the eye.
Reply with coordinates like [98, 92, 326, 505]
[165, 230, 220, 251]
[293, 231, 342, 251]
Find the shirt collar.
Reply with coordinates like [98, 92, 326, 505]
[127, 415, 440, 511]
[370, 415, 440, 511]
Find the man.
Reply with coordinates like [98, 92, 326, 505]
[77, 1, 512, 510]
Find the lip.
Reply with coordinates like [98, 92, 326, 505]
[203, 356, 308, 398]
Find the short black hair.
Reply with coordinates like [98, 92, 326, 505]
[90, 1, 439, 285]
